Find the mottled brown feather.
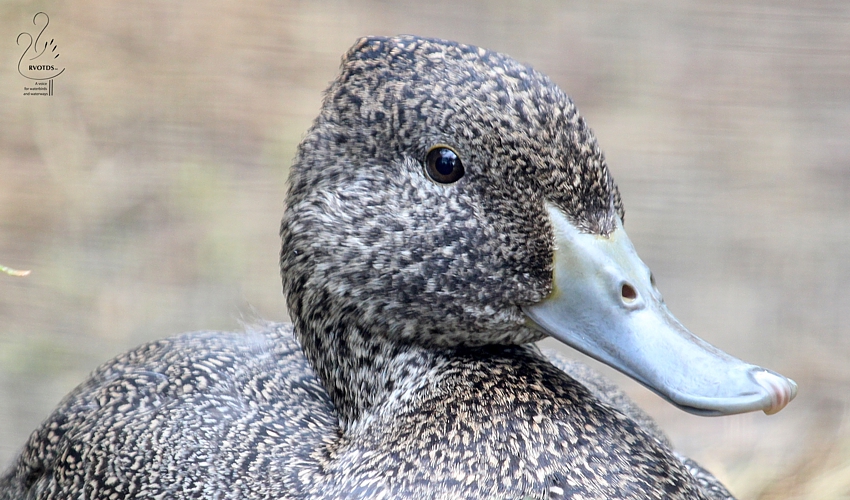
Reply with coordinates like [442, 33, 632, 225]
[2, 36, 734, 499]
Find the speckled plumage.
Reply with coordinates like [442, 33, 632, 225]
[1, 36, 735, 499]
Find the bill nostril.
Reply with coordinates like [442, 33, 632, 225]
[621, 283, 637, 302]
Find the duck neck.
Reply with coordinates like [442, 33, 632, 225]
[295, 321, 445, 431]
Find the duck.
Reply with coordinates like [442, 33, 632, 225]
[0, 35, 796, 500]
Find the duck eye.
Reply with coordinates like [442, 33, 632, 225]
[425, 146, 464, 184]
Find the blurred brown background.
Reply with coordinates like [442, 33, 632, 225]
[1, 1, 848, 498]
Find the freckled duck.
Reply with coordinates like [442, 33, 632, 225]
[0, 35, 796, 500]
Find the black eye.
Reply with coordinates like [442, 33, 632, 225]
[425, 146, 464, 184]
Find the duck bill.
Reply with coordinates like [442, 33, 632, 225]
[524, 204, 796, 416]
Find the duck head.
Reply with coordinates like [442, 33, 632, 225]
[280, 35, 795, 421]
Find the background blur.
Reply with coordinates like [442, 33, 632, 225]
[1, 1, 848, 498]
